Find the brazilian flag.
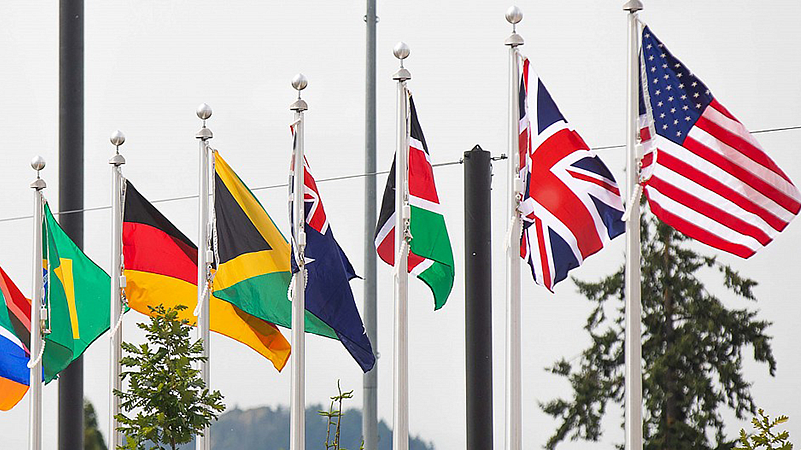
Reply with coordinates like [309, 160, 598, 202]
[42, 204, 110, 382]
[211, 151, 334, 338]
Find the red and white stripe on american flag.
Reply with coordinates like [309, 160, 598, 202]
[640, 98, 801, 258]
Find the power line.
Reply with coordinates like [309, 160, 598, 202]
[0, 158, 471, 224]
[0, 124, 798, 225]
[588, 124, 801, 152]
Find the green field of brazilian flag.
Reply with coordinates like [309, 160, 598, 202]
[41, 204, 110, 382]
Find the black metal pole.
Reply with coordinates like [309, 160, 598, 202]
[59, 1, 84, 449]
[464, 145, 493, 450]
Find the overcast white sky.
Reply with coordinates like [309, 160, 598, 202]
[1, 1, 800, 449]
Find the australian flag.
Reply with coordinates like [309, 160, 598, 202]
[289, 128, 375, 372]
[518, 56, 625, 290]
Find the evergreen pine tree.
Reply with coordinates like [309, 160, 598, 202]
[542, 214, 776, 450]
[85, 400, 108, 450]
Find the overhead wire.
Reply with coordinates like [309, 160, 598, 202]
[0, 124, 798, 225]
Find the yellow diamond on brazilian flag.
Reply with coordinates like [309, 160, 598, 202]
[42, 203, 110, 383]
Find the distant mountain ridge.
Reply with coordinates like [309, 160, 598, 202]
[178, 404, 435, 450]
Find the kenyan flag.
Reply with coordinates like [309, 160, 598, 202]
[374, 94, 454, 310]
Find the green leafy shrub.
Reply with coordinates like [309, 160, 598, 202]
[114, 305, 225, 450]
[318, 381, 363, 450]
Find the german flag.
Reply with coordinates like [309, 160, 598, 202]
[122, 181, 290, 371]
[211, 151, 335, 338]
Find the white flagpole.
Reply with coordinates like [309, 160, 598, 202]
[504, 6, 523, 450]
[391, 41, 411, 450]
[28, 156, 46, 450]
[195, 103, 213, 450]
[289, 73, 309, 450]
[623, 2, 643, 450]
[108, 131, 126, 450]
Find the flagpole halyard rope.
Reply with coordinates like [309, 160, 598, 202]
[622, 183, 644, 222]
[110, 175, 129, 339]
[41, 197, 51, 335]
[109, 305, 125, 338]
[503, 214, 523, 250]
[393, 239, 410, 278]
[210, 149, 221, 271]
[194, 148, 219, 318]
[29, 196, 48, 370]
[27, 339, 46, 369]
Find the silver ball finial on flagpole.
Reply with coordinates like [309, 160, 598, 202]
[290, 74, 309, 112]
[393, 42, 410, 61]
[504, 6, 525, 47]
[291, 73, 308, 93]
[392, 42, 411, 81]
[196, 103, 214, 139]
[196, 103, 213, 131]
[31, 155, 46, 172]
[31, 155, 47, 188]
[109, 130, 127, 164]
[505, 6, 523, 25]
[197, 103, 213, 121]
[110, 130, 125, 148]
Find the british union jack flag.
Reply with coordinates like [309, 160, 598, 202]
[518, 56, 625, 291]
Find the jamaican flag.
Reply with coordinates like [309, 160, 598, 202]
[43, 204, 111, 382]
[122, 181, 291, 371]
[211, 151, 335, 338]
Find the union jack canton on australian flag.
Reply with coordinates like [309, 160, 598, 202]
[289, 127, 375, 372]
[517, 56, 625, 291]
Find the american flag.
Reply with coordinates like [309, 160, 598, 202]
[639, 26, 800, 258]
[518, 56, 625, 290]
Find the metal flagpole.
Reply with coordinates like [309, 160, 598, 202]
[504, 6, 523, 450]
[289, 74, 309, 450]
[362, 1, 379, 448]
[29, 156, 46, 450]
[108, 131, 126, 450]
[195, 103, 213, 450]
[391, 41, 411, 450]
[464, 145, 494, 450]
[623, 2, 643, 450]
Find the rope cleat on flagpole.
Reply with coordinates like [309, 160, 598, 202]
[622, 143, 646, 222]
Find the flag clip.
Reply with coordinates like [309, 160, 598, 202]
[40, 306, 51, 335]
[514, 176, 524, 196]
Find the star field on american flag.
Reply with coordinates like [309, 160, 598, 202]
[641, 30, 713, 144]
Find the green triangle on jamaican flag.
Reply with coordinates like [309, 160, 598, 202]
[211, 151, 335, 338]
